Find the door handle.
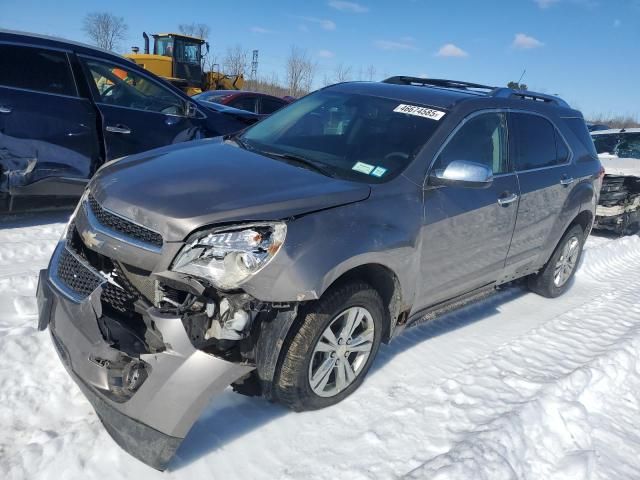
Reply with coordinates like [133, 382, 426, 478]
[106, 125, 131, 134]
[0, 106, 11, 114]
[560, 176, 575, 186]
[497, 192, 519, 206]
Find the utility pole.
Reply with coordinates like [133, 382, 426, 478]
[251, 49, 259, 81]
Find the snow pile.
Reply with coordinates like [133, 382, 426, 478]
[1, 213, 640, 480]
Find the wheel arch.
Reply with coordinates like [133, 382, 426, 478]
[319, 263, 403, 343]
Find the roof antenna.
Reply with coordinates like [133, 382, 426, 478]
[517, 68, 527, 88]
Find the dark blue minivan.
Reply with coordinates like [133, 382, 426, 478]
[0, 30, 259, 212]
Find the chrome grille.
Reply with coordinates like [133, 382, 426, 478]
[88, 195, 163, 248]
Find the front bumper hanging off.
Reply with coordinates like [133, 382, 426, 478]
[36, 244, 254, 470]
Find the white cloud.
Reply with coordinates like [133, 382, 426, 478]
[250, 26, 273, 34]
[534, 0, 560, 8]
[374, 39, 417, 51]
[512, 33, 544, 49]
[328, 1, 369, 13]
[318, 49, 335, 58]
[298, 16, 337, 30]
[436, 43, 469, 58]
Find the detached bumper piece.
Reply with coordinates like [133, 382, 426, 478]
[594, 175, 640, 235]
[37, 240, 254, 470]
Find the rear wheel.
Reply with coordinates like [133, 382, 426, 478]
[273, 282, 383, 411]
[528, 224, 585, 298]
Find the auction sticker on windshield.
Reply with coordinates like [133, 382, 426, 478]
[393, 104, 446, 121]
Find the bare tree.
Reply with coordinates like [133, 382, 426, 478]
[333, 63, 352, 83]
[223, 44, 249, 76]
[365, 64, 377, 81]
[286, 46, 316, 97]
[83, 12, 128, 51]
[178, 23, 210, 40]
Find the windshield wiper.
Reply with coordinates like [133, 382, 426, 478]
[260, 151, 335, 178]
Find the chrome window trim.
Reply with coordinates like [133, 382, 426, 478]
[84, 196, 163, 254]
[49, 241, 106, 304]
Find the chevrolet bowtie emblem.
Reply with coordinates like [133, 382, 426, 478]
[81, 230, 103, 249]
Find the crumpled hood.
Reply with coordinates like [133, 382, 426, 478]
[91, 138, 370, 241]
[598, 154, 640, 177]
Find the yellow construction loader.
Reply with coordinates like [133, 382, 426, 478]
[125, 32, 244, 96]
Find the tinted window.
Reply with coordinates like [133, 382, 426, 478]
[434, 112, 509, 174]
[230, 96, 257, 112]
[260, 97, 287, 114]
[555, 130, 570, 163]
[512, 113, 560, 170]
[565, 117, 598, 156]
[241, 91, 442, 183]
[84, 60, 186, 115]
[0, 44, 75, 96]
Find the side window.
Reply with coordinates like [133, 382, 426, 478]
[0, 44, 75, 96]
[564, 117, 598, 157]
[84, 60, 186, 115]
[512, 113, 563, 170]
[435, 112, 509, 174]
[260, 97, 287, 115]
[229, 96, 257, 112]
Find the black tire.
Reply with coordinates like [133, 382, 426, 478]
[273, 281, 384, 411]
[528, 224, 585, 298]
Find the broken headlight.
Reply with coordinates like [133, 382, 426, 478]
[172, 223, 286, 290]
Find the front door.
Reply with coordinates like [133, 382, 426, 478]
[81, 57, 204, 161]
[416, 111, 519, 311]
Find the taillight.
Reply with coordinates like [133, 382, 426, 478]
[598, 165, 606, 179]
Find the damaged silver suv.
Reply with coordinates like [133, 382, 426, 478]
[37, 77, 602, 469]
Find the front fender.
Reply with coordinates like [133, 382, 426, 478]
[241, 181, 423, 308]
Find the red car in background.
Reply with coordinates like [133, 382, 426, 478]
[192, 90, 292, 116]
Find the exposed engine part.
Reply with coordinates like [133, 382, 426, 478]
[595, 175, 640, 235]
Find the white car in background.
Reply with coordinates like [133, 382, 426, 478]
[591, 128, 640, 234]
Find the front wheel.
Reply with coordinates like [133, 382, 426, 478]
[273, 282, 384, 411]
[528, 224, 585, 298]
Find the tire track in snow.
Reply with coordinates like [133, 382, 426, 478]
[404, 238, 640, 479]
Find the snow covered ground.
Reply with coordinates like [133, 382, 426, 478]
[1, 212, 640, 480]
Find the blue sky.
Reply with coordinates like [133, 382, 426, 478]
[2, 0, 639, 118]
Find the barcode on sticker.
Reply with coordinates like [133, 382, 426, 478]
[393, 104, 446, 121]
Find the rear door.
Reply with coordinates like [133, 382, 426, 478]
[0, 43, 99, 196]
[80, 57, 205, 161]
[416, 111, 519, 310]
[503, 112, 575, 278]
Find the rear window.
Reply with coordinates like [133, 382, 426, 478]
[261, 97, 287, 114]
[0, 44, 76, 96]
[564, 117, 598, 157]
[593, 132, 640, 159]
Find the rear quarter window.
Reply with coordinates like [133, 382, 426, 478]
[564, 117, 598, 157]
[0, 44, 76, 96]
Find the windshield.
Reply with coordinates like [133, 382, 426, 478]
[240, 90, 444, 182]
[593, 132, 640, 159]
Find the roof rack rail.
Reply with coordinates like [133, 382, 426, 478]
[382, 76, 496, 92]
[491, 87, 570, 108]
[382, 76, 571, 108]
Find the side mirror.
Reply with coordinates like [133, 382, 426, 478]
[428, 160, 493, 189]
[185, 102, 198, 118]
